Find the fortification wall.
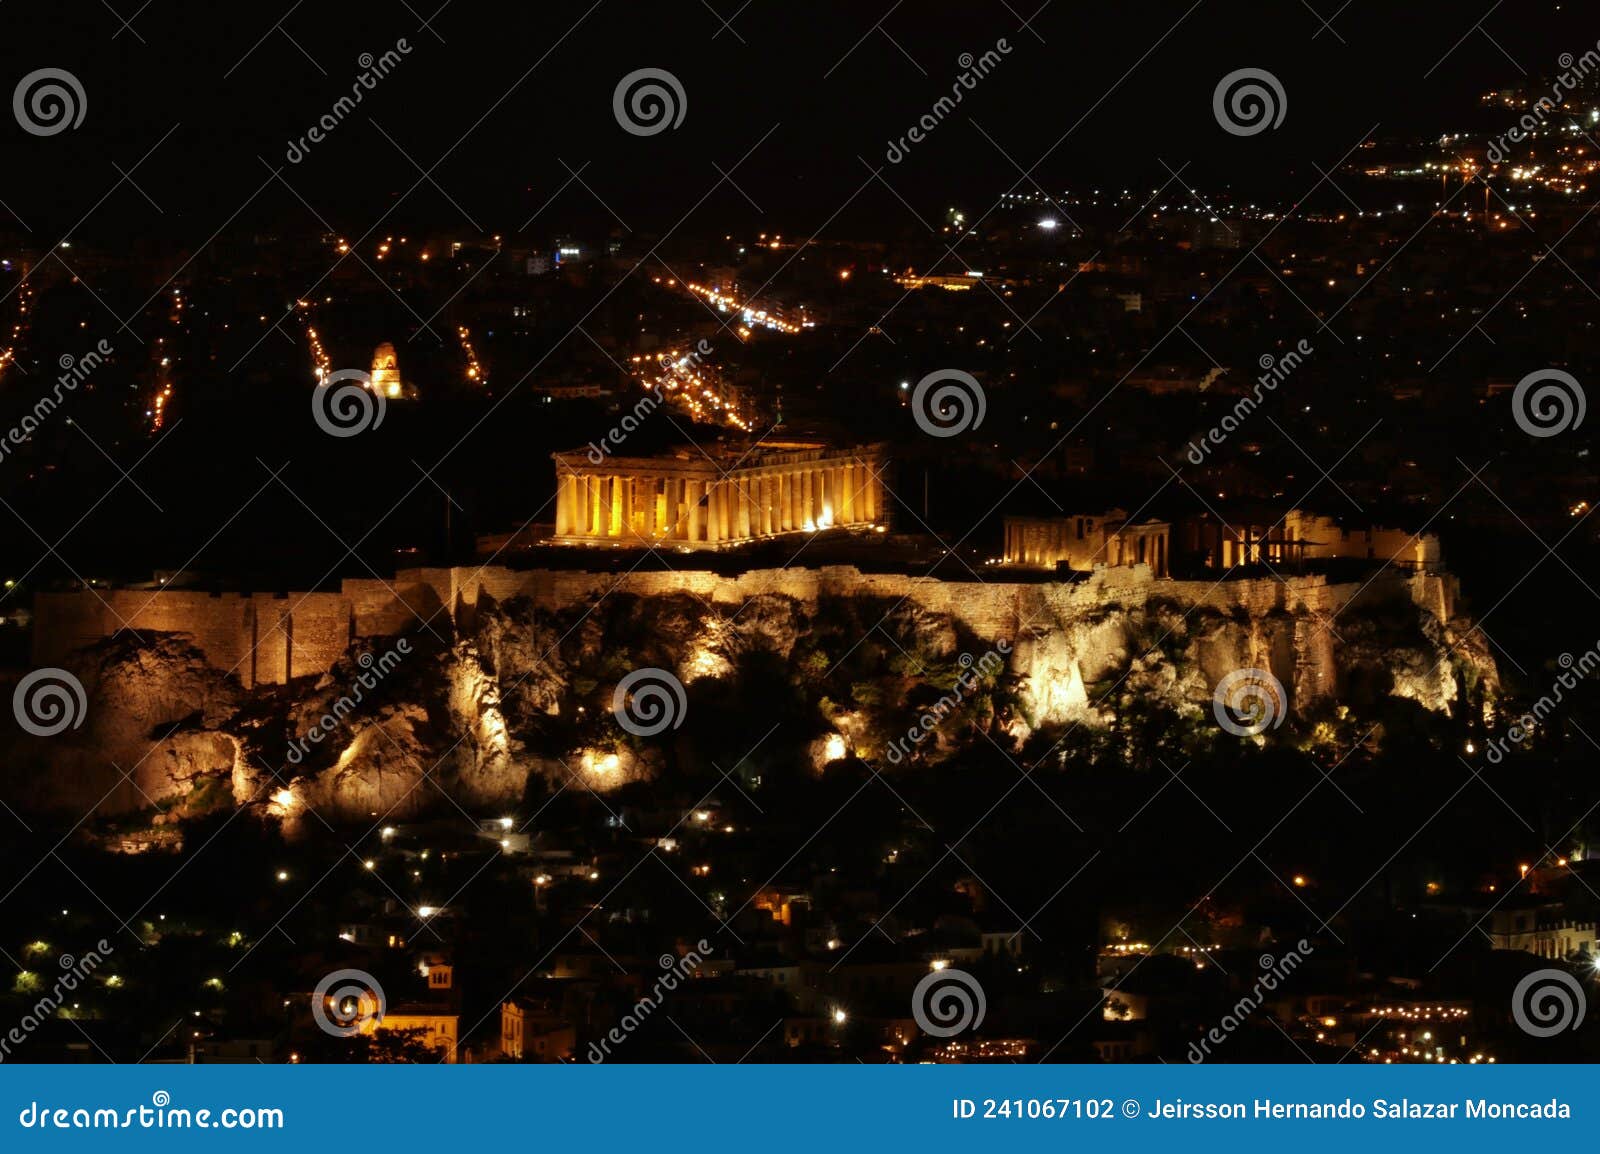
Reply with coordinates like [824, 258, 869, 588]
[32, 589, 351, 688]
[31, 564, 1458, 686]
[34, 591, 253, 682]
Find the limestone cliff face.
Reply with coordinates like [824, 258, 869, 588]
[1, 635, 244, 817]
[995, 572, 1494, 737]
[3, 567, 1497, 833]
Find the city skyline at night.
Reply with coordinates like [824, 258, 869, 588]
[0, 0, 1598, 1099]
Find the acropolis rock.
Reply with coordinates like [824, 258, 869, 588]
[4, 563, 1497, 829]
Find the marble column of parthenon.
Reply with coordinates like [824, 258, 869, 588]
[551, 445, 887, 549]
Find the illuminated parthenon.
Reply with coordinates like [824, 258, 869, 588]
[551, 442, 888, 548]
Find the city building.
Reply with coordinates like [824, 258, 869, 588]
[336, 952, 462, 1062]
[1486, 905, 1599, 962]
[378, 1006, 461, 1062]
[499, 998, 576, 1062]
[369, 342, 409, 399]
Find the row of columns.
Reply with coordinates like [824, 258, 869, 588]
[1105, 528, 1168, 577]
[1217, 527, 1297, 568]
[1003, 516, 1170, 577]
[1005, 518, 1096, 569]
[554, 459, 884, 546]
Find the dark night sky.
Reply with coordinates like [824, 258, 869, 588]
[0, 1, 1590, 242]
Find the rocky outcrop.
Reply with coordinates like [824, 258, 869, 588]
[2, 634, 243, 815]
[3, 568, 1497, 832]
